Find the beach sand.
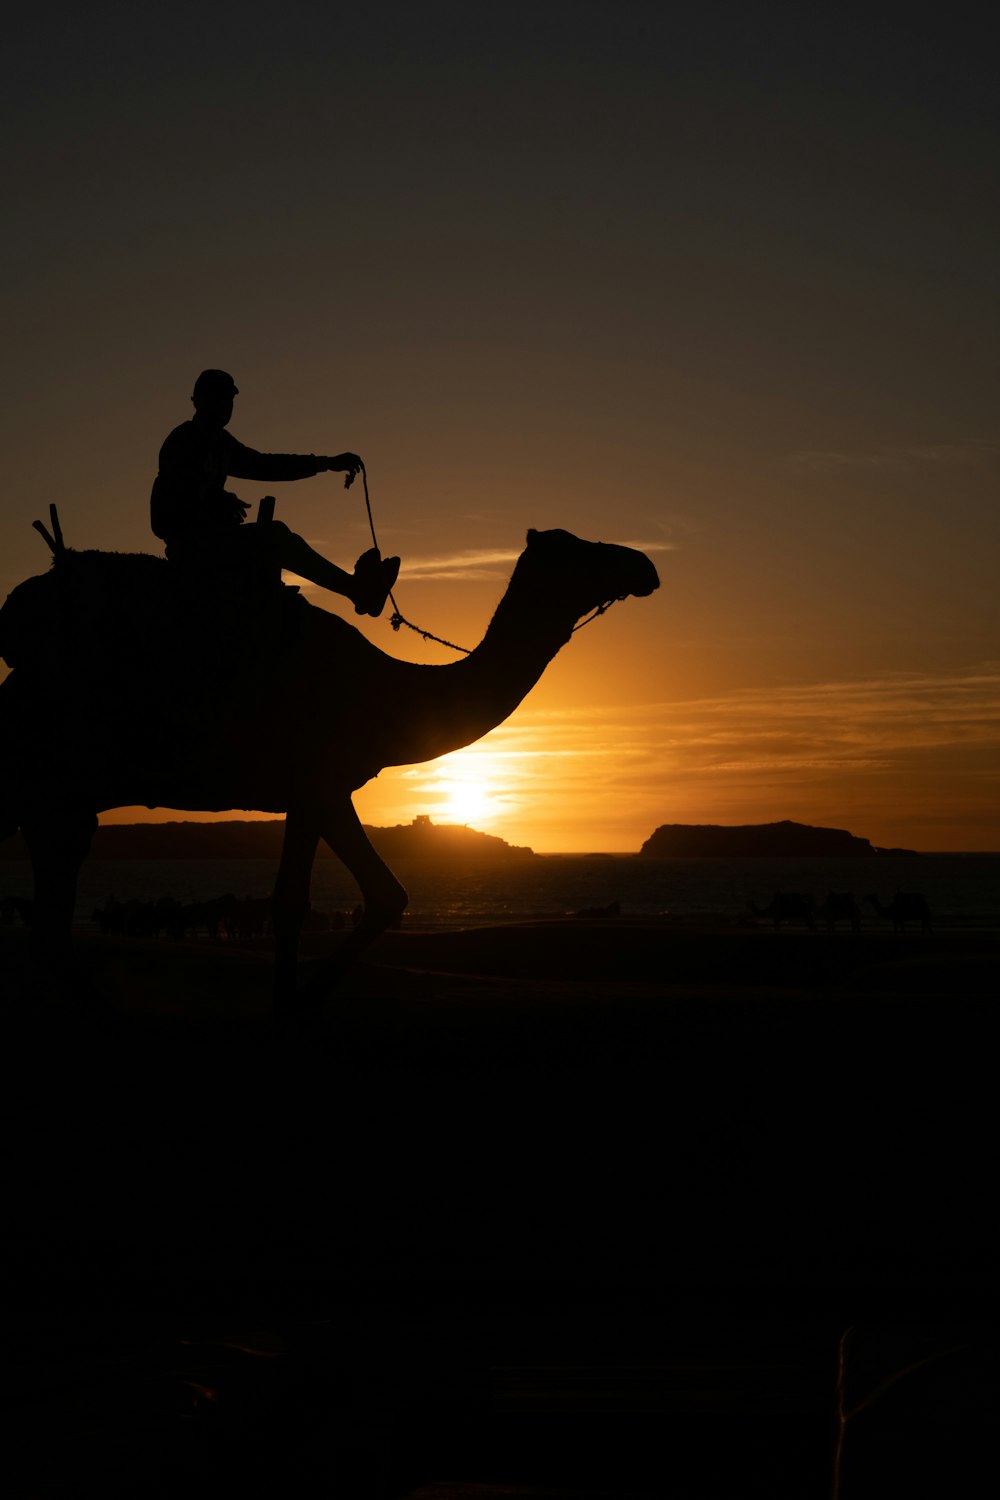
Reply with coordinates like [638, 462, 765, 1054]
[3, 919, 998, 1495]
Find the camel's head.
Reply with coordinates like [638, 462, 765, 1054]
[521, 528, 660, 621]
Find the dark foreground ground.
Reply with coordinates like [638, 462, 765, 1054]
[2, 919, 998, 1496]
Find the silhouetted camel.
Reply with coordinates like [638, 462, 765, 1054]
[863, 892, 932, 933]
[0, 526, 658, 1007]
[747, 892, 817, 930]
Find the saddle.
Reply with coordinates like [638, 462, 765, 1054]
[0, 546, 304, 782]
[0, 548, 301, 675]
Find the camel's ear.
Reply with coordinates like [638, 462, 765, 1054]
[526, 528, 539, 544]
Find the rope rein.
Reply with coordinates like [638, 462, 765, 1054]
[354, 462, 621, 655]
[357, 463, 472, 654]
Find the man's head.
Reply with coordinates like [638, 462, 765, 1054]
[191, 369, 238, 426]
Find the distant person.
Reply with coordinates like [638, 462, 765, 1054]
[150, 369, 399, 615]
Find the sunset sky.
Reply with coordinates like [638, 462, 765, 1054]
[3, 3, 997, 851]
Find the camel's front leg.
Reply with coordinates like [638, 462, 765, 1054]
[301, 796, 408, 1002]
[271, 809, 320, 1012]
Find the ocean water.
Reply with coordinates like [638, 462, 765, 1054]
[2, 852, 999, 930]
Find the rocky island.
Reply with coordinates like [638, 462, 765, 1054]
[364, 815, 535, 861]
[638, 819, 916, 858]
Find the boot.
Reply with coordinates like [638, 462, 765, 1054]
[352, 548, 401, 618]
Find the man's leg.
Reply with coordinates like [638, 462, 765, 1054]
[253, 521, 399, 617]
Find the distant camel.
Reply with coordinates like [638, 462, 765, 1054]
[0, 525, 658, 1006]
[863, 892, 932, 933]
[817, 890, 862, 932]
[747, 892, 816, 931]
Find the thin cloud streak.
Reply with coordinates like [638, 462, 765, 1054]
[400, 548, 520, 581]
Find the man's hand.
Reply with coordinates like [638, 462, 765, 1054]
[326, 452, 364, 488]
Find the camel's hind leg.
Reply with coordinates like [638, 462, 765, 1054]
[21, 809, 97, 966]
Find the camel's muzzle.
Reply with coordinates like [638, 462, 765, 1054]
[630, 553, 661, 597]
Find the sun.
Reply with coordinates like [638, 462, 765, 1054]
[411, 747, 510, 829]
[443, 780, 492, 827]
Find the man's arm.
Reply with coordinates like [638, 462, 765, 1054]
[224, 433, 362, 486]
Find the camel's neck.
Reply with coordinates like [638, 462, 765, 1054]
[373, 575, 576, 774]
[465, 587, 575, 717]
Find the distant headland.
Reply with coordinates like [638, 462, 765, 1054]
[638, 819, 917, 858]
[0, 815, 535, 862]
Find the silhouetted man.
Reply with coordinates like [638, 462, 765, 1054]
[151, 370, 399, 615]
